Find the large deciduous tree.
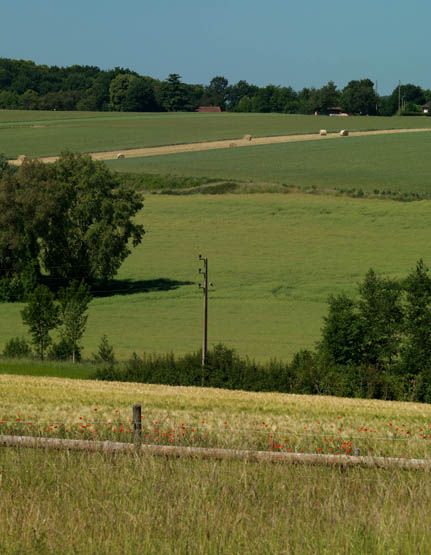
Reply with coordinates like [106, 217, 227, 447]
[0, 153, 144, 299]
[204, 76, 229, 108]
[341, 78, 378, 115]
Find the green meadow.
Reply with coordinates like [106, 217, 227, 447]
[108, 131, 431, 195]
[1, 193, 431, 361]
[1, 109, 431, 158]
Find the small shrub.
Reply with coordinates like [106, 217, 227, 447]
[93, 335, 116, 365]
[49, 338, 80, 361]
[3, 337, 32, 359]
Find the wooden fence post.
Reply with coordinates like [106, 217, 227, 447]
[133, 404, 142, 452]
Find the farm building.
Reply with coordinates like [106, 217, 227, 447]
[196, 106, 222, 113]
[327, 106, 349, 116]
[421, 101, 431, 114]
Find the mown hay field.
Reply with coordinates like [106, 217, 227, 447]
[1, 193, 431, 360]
[1, 109, 431, 158]
[108, 131, 431, 195]
[1, 375, 431, 553]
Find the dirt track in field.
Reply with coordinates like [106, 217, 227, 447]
[11, 127, 431, 166]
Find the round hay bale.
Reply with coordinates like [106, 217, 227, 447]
[243, 134, 252, 141]
[229, 142, 237, 148]
[116, 153, 125, 159]
[319, 129, 327, 136]
[339, 129, 349, 137]
[17, 155, 27, 163]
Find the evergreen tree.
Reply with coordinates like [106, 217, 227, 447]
[94, 335, 116, 365]
[402, 260, 431, 374]
[358, 269, 403, 368]
[320, 293, 364, 366]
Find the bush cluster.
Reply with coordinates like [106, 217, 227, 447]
[93, 342, 431, 403]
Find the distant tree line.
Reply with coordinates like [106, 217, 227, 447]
[1, 58, 430, 115]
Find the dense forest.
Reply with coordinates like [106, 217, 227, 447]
[0, 58, 430, 116]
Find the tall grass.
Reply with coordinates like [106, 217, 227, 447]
[1, 448, 430, 554]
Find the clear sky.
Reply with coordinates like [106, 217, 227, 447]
[1, 0, 429, 94]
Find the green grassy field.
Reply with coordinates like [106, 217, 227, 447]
[1, 193, 431, 361]
[0, 359, 94, 379]
[1, 376, 431, 553]
[1, 109, 431, 158]
[108, 131, 431, 195]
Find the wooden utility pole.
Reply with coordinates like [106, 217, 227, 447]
[198, 255, 209, 380]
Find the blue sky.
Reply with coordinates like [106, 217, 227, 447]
[1, 0, 429, 94]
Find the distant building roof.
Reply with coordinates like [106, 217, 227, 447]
[196, 106, 222, 113]
[422, 101, 431, 108]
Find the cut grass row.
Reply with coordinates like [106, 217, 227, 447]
[108, 131, 431, 195]
[1, 193, 431, 361]
[1, 109, 431, 158]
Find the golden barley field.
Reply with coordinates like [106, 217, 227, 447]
[2, 374, 431, 458]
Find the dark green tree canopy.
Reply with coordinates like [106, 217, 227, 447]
[3, 57, 431, 115]
[204, 76, 229, 108]
[341, 78, 378, 115]
[402, 259, 431, 373]
[0, 153, 144, 298]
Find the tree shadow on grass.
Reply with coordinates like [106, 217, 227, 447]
[91, 277, 194, 298]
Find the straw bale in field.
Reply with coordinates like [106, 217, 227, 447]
[17, 155, 27, 162]
[339, 130, 349, 137]
[116, 153, 125, 159]
[229, 142, 237, 148]
[319, 129, 327, 136]
[243, 134, 252, 141]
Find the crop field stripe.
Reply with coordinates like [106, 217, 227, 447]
[10, 127, 431, 165]
[2, 434, 431, 469]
